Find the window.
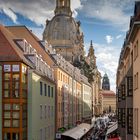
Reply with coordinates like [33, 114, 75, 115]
[58, 71, 60, 80]
[4, 112, 11, 119]
[40, 129, 43, 140]
[40, 82, 43, 95]
[134, 40, 138, 60]
[61, 73, 62, 81]
[134, 72, 138, 90]
[12, 120, 19, 127]
[45, 105, 47, 119]
[48, 106, 50, 118]
[127, 77, 133, 96]
[52, 106, 53, 117]
[44, 84, 47, 96]
[12, 112, 20, 119]
[127, 108, 133, 134]
[134, 108, 139, 137]
[4, 120, 11, 127]
[40, 105, 43, 119]
[4, 90, 10, 98]
[51, 87, 53, 98]
[121, 108, 126, 128]
[45, 127, 47, 140]
[4, 104, 11, 110]
[12, 133, 19, 140]
[121, 85, 125, 100]
[48, 85, 50, 97]
[4, 73, 11, 80]
[13, 104, 20, 110]
[4, 133, 10, 140]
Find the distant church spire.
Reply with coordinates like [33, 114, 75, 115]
[55, 0, 72, 16]
[87, 40, 96, 67]
[102, 73, 110, 90]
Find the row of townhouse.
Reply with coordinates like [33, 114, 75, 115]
[0, 25, 92, 140]
[116, 1, 140, 140]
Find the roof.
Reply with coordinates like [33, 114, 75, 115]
[62, 123, 91, 139]
[0, 24, 32, 65]
[100, 90, 116, 97]
[6, 26, 55, 66]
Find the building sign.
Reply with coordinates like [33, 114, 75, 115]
[4, 65, 11, 72]
[56, 133, 61, 139]
[12, 65, 20, 72]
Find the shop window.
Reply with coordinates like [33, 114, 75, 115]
[4, 133, 10, 140]
[12, 133, 19, 140]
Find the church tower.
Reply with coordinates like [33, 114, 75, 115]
[87, 40, 96, 68]
[55, 0, 72, 16]
[102, 73, 110, 90]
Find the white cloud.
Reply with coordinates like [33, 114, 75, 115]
[0, 0, 82, 26]
[85, 42, 121, 92]
[1, 7, 17, 24]
[80, 0, 135, 30]
[105, 35, 113, 44]
[116, 34, 122, 39]
[29, 27, 44, 40]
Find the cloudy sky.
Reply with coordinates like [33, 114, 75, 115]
[0, 0, 136, 91]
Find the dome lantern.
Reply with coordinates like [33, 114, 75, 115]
[55, 0, 72, 16]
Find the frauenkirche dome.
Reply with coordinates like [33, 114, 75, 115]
[43, 0, 84, 63]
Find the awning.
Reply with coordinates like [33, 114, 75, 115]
[62, 123, 91, 139]
[106, 122, 118, 135]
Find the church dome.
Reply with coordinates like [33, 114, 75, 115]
[43, 15, 80, 47]
[43, 0, 84, 63]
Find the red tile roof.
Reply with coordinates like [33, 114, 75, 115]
[0, 24, 31, 66]
[100, 90, 116, 97]
[6, 26, 55, 66]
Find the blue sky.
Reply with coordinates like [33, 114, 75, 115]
[0, 0, 136, 91]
